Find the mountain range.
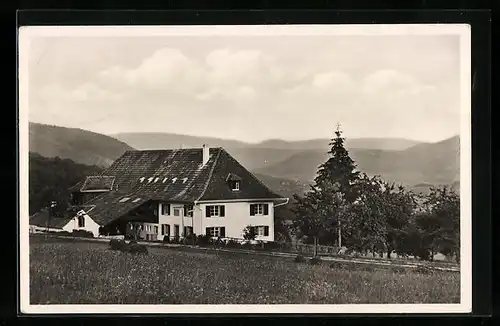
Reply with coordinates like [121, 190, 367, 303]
[111, 132, 421, 152]
[28, 122, 460, 196]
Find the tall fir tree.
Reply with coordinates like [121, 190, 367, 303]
[292, 124, 360, 248]
[314, 124, 360, 204]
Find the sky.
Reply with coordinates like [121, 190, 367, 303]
[24, 26, 463, 143]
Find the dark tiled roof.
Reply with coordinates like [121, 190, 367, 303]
[29, 209, 73, 229]
[75, 191, 151, 226]
[80, 176, 115, 192]
[226, 173, 242, 181]
[199, 150, 282, 201]
[70, 147, 285, 226]
[98, 148, 220, 201]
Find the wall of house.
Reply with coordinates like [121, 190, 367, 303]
[195, 201, 275, 242]
[154, 201, 275, 241]
[156, 202, 194, 241]
[62, 213, 101, 237]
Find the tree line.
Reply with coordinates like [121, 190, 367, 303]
[290, 126, 460, 263]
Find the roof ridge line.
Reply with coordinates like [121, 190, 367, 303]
[196, 148, 223, 201]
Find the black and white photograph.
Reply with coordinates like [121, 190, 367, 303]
[18, 24, 471, 314]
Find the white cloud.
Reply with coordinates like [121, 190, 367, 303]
[29, 39, 460, 142]
[361, 69, 421, 95]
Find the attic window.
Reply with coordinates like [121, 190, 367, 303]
[163, 178, 168, 183]
[231, 181, 240, 191]
[139, 177, 145, 183]
[119, 197, 130, 203]
[182, 177, 188, 184]
[154, 177, 159, 183]
[226, 173, 242, 191]
[172, 177, 177, 183]
[132, 198, 141, 203]
[147, 177, 153, 183]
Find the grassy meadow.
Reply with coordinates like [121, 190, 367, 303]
[29, 236, 460, 305]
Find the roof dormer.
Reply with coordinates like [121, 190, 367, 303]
[226, 173, 242, 192]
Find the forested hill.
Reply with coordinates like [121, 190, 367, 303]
[29, 122, 134, 167]
[29, 152, 104, 215]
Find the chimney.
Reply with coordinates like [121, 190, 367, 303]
[202, 144, 210, 166]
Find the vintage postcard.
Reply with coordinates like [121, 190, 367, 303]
[18, 24, 471, 314]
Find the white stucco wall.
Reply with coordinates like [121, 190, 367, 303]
[155, 201, 275, 241]
[62, 213, 101, 237]
[156, 203, 194, 240]
[196, 201, 275, 242]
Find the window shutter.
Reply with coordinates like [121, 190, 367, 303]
[220, 227, 226, 237]
[220, 205, 225, 217]
[206, 227, 210, 236]
[264, 204, 269, 215]
[250, 204, 255, 216]
[264, 226, 269, 236]
[206, 206, 210, 217]
[166, 224, 170, 236]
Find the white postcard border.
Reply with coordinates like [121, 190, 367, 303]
[18, 23, 472, 314]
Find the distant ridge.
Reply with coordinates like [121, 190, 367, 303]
[29, 122, 459, 192]
[254, 135, 460, 187]
[111, 131, 423, 151]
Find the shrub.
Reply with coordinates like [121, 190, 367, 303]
[294, 255, 306, 263]
[109, 239, 126, 251]
[225, 240, 241, 249]
[242, 225, 257, 241]
[162, 236, 170, 244]
[196, 234, 212, 246]
[242, 242, 254, 250]
[128, 240, 137, 245]
[309, 257, 322, 265]
[127, 243, 148, 255]
[262, 242, 281, 251]
[72, 229, 94, 238]
[184, 234, 197, 245]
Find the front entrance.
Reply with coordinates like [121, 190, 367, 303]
[174, 224, 179, 237]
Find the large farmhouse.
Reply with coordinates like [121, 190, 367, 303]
[29, 145, 289, 242]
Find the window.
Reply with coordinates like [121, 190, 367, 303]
[253, 226, 270, 237]
[173, 208, 181, 216]
[206, 205, 225, 217]
[174, 225, 180, 237]
[184, 205, 194, 217]
[119, 197, 130, 203]
[161, 203, 170, 215]
[250, 203, 269, 216]
[132, 198, 141, 203]
[161, 224, 170, 236]
[183, 226, 193, 237]
[231, 181, 240, 191]
[78, 216, 85, 228]
[206, 227, 225, 238]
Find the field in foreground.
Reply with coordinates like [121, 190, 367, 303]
[29, 236, 460, 304]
